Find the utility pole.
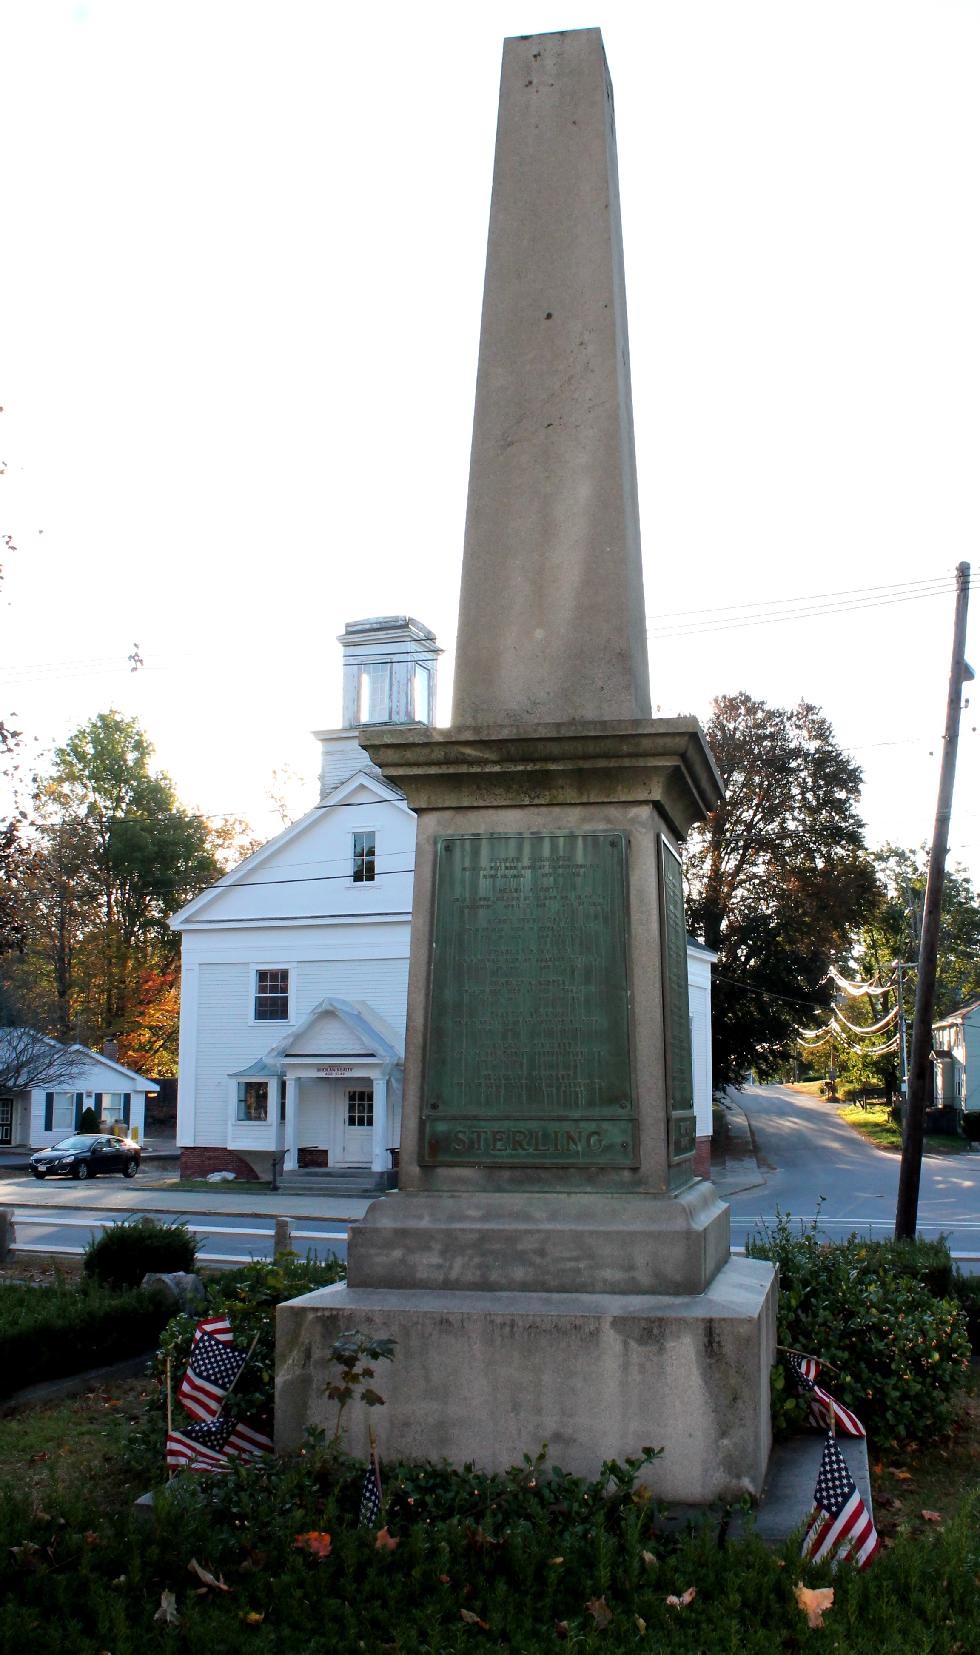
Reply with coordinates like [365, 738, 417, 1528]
[895, 562, 973, 1240]
[894, 959, 915, 1102]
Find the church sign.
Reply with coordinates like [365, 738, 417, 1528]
[421, 832, 636, 1166]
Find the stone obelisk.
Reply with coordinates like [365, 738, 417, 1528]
[276, 29, 776, 1502]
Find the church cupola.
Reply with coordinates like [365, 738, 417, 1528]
[339, 616, 441, 728]
[315, 616, 441, 801]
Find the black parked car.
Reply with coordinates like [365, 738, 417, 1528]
[30, 1134, 141, 1181]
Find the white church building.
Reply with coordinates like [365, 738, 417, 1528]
[171, 617, 716, 1185]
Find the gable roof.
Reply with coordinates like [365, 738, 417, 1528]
[0, 1029, 153, 1091]
[934, 999, 980, 1030]
[170, 770, 411, 930]
[230, 999, 403, 1078]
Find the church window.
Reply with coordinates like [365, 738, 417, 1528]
[352, 831, 376, 884]
[254, 968, 289, 1020]
[237, 1082, 269, 1122]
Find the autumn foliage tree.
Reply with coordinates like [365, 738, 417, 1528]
[685, 693, 876, 1088]
[8, 712, 228, 1074]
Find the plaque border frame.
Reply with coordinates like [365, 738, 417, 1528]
[419, 828, 638, 1170]
[658, 834, 697, 1164]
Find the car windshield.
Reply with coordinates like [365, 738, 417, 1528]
[50, 1136, 94, 1151]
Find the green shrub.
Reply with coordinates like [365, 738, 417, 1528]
[136, 1252, 345, 1470]
[0, 1279, 172, 1397]
[79, 1105, 100, 1133]
[747, 1212, 971, 1445]
[83, 1215, 200, 1290]
[951, 1272, 980, 1348]
[961, 1111, 980, 1142]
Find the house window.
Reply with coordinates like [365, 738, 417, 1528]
[254, 968, 289, 1021]
[280, 1079, 287, 1122]
[352, 831, 376, 885]
[237, 1082, 269, 1122]
[0, 1098, 12, 1146]
[346, 1088, 374, 1127]
[52, 1092, 75, 1132]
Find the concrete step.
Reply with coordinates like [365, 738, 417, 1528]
[279, 1170, 387, 1196]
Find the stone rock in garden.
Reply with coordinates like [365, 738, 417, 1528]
[141, 1271, 207, 1313]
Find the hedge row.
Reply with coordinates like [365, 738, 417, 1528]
[0, 1281, 172, 1398]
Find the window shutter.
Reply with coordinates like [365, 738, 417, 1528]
[74, 1092, 84, 1130]
[94, 1092, 103, 1108]
[122, 1093, 131, 1125]
[44, 1092, 54, 1132]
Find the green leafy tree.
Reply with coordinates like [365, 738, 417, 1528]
[13, 711, 225, 1070]
[685, 692, 876, 1089]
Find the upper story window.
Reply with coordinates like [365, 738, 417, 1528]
[254, 968, 289, 1021]
[358, 663, 392, 724]
[352, 831, 376, 885]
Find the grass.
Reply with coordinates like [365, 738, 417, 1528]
[838, 1102, 972, 1155]
[0, 1371, 979, 1652]
[0, 1374, 152, 1509]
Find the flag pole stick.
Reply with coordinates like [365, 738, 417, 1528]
[165, 1357, 174, 1482]
[777, 1343, 842, 1374]
[369, 1422, 380, 1494]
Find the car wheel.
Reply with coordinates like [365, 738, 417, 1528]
[124, 1158, 138, 1178]
[73, 1161, 89, 1181]
[32, 1169, 46, 1180]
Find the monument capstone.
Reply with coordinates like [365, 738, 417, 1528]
[276, 27, 777, 1502]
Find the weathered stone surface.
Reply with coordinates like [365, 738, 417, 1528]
[347, 1187, 730, 1296]
[276, 1257, 777, 1503]
[141, 1271, 207, 1315]
[452, 30, 650, 728]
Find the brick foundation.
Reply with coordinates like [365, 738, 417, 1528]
[179, 1147, 261, 1182]
[694, 1136, 711, 1179]
[298, 1147, 330, 1168]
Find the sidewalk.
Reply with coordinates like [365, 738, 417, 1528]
[710, 1088, 766, 1196]
[0, 1175, 372, 1224]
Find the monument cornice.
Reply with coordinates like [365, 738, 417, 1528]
[360, 717, 724, 838]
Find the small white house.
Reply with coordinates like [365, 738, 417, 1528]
[933, 1000, 980, 1116]
[171, 615, 717, 1185]
[0, 1034, 154, 1149]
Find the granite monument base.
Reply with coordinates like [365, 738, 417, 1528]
[275, 1256, 777, 1504]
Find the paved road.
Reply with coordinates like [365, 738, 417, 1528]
[8, 1203, 350, 1267]
[727, 1084, 980, 1263]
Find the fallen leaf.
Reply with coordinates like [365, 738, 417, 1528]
[460, 1608, 489, 1629]
[666, 1587, 696, 1609]
[439, 1573, 451, 1584]
[548, 1556, 564, 1566]
[83, 1531, 100, 1547]
[293, 1531, 332, 1557]
[188, 1558, 231, 1592]
[154, 1589, 179, 1627]
[554, 1624, 569, 1642]
[635, 1614, 647, 1633]
[28, 1452, 49, 1464]
[586, 1597, 613, 1629]
[375, 1527, 399, 1552]
[922, 1510, 944, 1524]
[890, 1468, 913, 1481]
[641, 1549, 656, 1568]
[241, 1610, 265, 1625]
[794, 1583, 834, 1629]
[8, 1542, 40, 1562]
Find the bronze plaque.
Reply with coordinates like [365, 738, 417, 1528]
[660, 837, 696, 1161]
[422, 832, 636, 1166]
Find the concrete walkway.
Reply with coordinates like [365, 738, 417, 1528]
[710, 1088, 766, 1197]
[0, 1175, 372, 1223]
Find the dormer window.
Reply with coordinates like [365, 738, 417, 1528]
[353, 831, 376, 884]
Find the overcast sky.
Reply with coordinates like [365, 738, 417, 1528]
[1, 1, 977, 881]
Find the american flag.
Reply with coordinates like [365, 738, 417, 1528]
[359, 1454, 383, 1527]
[177, 1325, 248, 1422]
[788, 1355, 866, 1438]
[166, 1415, 273, 1473]
[196, 1315, 235, 1345]
[802, 1432, 879, 1570]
